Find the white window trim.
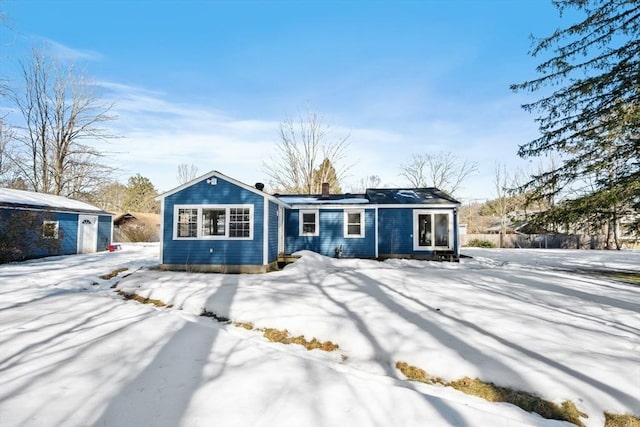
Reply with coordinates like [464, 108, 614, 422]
[173, 204, 254, 240]
[344, 209, 365, 238]
[299, 209, 319, 236]
[42, 220, 59, 239]
[412, 210, 453, 251]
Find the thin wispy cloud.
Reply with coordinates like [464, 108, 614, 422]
[43, 38, 103, 62]
[1, 0, 566, 201]
[97, 82, 283, 190]
[96, 78, 534, 198]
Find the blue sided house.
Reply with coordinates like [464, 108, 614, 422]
[157, 171, 461, 273]
[0, 188, 113, 263]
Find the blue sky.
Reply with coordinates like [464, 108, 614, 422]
[1, 0, 574, 200]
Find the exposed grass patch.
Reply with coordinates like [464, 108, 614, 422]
[605, 412, 640, 427]
[100, 267, 129, 280]
[602, 272, 640, 285]
[201, 311, 339, 353]
[117, 290, 168, 308]
[234, 322, 254, 330]
[449, 377, 587, 426]
[262, 327, 339, 352]
[395, 361, 445, 385]
[396, 361, 587, 427]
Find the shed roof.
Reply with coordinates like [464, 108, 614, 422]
[0, 188, 111, 215]
[365, 188, 460, 205]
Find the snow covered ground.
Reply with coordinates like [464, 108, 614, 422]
[0, 244, 638, 427]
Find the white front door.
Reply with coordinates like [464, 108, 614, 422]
[77, 215, 98, 254]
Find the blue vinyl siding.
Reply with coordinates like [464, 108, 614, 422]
[0, 208, 67, 259]
[377, 208, 414, 255]
[59, 213, 112, 254]
[161, 177, 265, 266]
[285, 208, 376, 258]
[50, 212, 112, 255]
[378, 207, 459, 256]
[268, 201, 279, 263]
[0, 209, 112, 261]
[56, 212, 81, 255]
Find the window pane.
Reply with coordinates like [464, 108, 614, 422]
[202, 209, 225, 236]
[302, 212, 316, 234]
[435, 214, 449, 246]
[347, 224, 361, 235]
[178, 208, 198, 237]
[346, 212, 362, 236]
[418, 214, 432, 246]
[229, 207, 251, 238]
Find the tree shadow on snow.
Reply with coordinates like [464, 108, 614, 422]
[303, 270, 472, 427]
[91, 277, 239, 427]
[359, 268, 639, 412]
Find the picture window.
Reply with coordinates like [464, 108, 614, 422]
[175, 205, 252, 240]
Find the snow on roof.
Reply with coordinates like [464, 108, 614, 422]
[365, 188, 460, 205]
[276, 195, 370, 205]
[0, 188, 106, 213]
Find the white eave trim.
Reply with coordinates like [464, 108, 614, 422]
[0, 204, 114, 216]
[375, 203, 460, 209]
[288, 204, 371, 210]
[288, 203, 459, 209]
[155, 170, 290, 208]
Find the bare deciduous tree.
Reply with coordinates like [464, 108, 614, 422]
[491, 163, 512, 248]
[177, 163, 199, 185]
[0, 118, 16, 185]
[264, 108, 351, 194]
[9, 48, 116, 197]
[399, 152, 478, 196]
[399, 154, 427, 188]
[349, 175, 382, 193]
[88, 182, 128, 212]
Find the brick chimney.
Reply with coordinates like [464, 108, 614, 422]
[321, 182, 330, 199]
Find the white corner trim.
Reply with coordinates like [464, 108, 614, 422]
[263, 199, 269, 265]
[374, 206, 379, 258]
